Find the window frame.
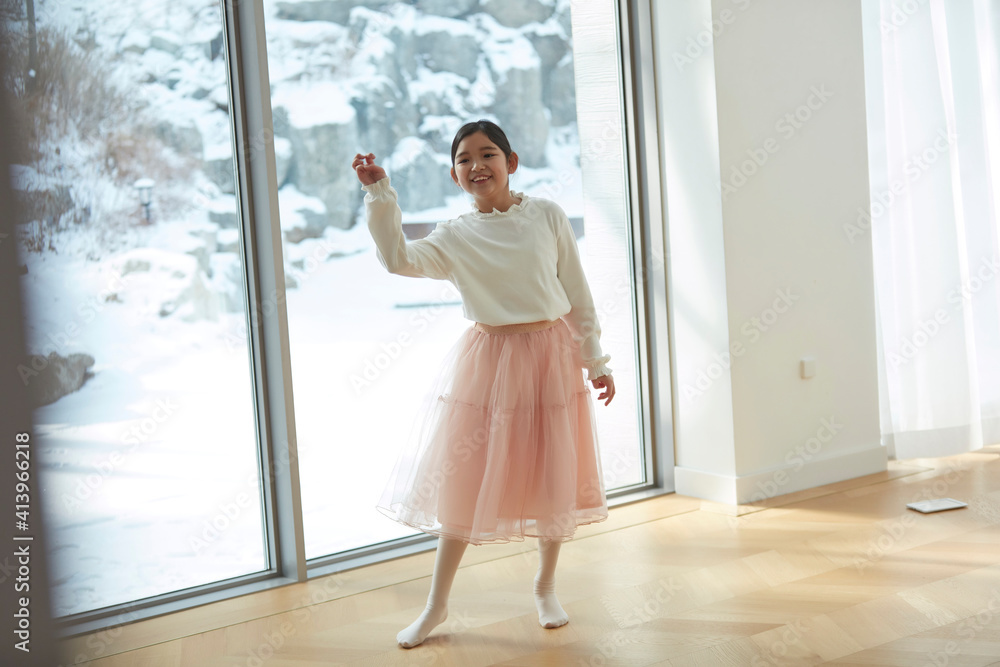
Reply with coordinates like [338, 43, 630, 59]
[53, 0, 673, 638]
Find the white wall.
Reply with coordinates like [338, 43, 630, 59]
[652, 0, 885, 504]
[653, 0, 737, 492]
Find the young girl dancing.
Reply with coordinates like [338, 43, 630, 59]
[351, 120, 615, 649]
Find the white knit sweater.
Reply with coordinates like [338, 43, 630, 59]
[362, 177, 612, 381]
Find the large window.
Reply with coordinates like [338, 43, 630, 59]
[260, 0, 646, 559]
[3, 0, 662, 633]
[5, 0, 265, 617]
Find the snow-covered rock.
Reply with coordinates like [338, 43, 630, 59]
[386, 25, 419, 81]
[411, 70, 470, 120]
[146, 219, 220, 273]
[276, 0, 351, 24]
[273, 82, 360, 229]
[349, 76, 418, 162]
[416, 0, 480, 19]
[146, 94, 230, 163]
[217, 228, 241, 253]
[414, 18, 480, 81]
[204, 131, 288, 194]
[275, 0, 390, 25]
[120, 30, 150, 54]
[207, 81, 230, 110]
[204, 31, 224, 61]
[419, 115, 463, 155]
[526, 24, 568, 71]
[387, 10, 480, 81]
[107, 248, 219, 322]
[526, 22, 575, 127]
[278, 186, 328, 243]
[206, 196, 239, 229]
[547, 55, 577, 127]
[149, 116, 203, 160]
[203, 147, 235, 194]
[554, 0, 572, 36]
[389, 137, 450, 212]
[274, 136, 293, 187]
[184, 223, 219, 274]
[481, 0, 556, 28]
[150, 30, 183, 56]
[486, 36, 548, 166]
[347, 10, 404, 87]
[21, 352, 95, 408]
[208, 252, 244, 313]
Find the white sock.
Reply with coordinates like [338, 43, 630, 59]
[534, 539, 569, 629]
[397, 537, 467, 648]
[397, 603, 448, 649]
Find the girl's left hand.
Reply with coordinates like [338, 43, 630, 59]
[591, 375, 615, 406]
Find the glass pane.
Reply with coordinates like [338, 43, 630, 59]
[261, 0, 643, 558]
[5, 0, 266, 615]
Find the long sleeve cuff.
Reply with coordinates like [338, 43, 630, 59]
[361, 176, 395, 200]
[584, 355, 612, 382]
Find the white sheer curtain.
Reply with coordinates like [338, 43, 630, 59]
[863, 0, 1000, 459]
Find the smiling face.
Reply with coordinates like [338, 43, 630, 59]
[450, 131, 519, 208]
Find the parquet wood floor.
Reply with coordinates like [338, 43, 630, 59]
[62, 445, 1000, 666]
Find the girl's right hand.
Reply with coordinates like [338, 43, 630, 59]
[352, 153, 387, 186]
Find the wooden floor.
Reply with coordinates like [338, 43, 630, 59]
[62, 446, 1000, 666]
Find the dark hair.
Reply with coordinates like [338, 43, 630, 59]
[450, 119, 513, 165]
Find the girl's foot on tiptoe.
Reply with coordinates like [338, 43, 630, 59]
[534, 577, 569, 628]
[397, 604, 448, 648]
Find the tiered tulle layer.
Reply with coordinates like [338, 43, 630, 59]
[376, 319, 608, 545]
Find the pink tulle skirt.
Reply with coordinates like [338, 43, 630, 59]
[376, 318, 608, 545]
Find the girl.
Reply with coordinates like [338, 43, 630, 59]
[351, 120, 615, 649]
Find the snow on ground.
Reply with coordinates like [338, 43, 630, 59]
[22, 243, 262, 616]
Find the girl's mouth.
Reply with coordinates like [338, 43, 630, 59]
[472, 175, 490, 183]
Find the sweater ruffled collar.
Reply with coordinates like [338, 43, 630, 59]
[469, 191, 528, 218]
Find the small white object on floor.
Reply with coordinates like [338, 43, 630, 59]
[906, 498, 967, 513]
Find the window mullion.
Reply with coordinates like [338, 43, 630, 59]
[224, 0, 308, 583]
[622, 0, 675, 492]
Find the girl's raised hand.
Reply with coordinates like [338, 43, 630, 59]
[591, 375, 615, 406]
[352, 153, 387, 186]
